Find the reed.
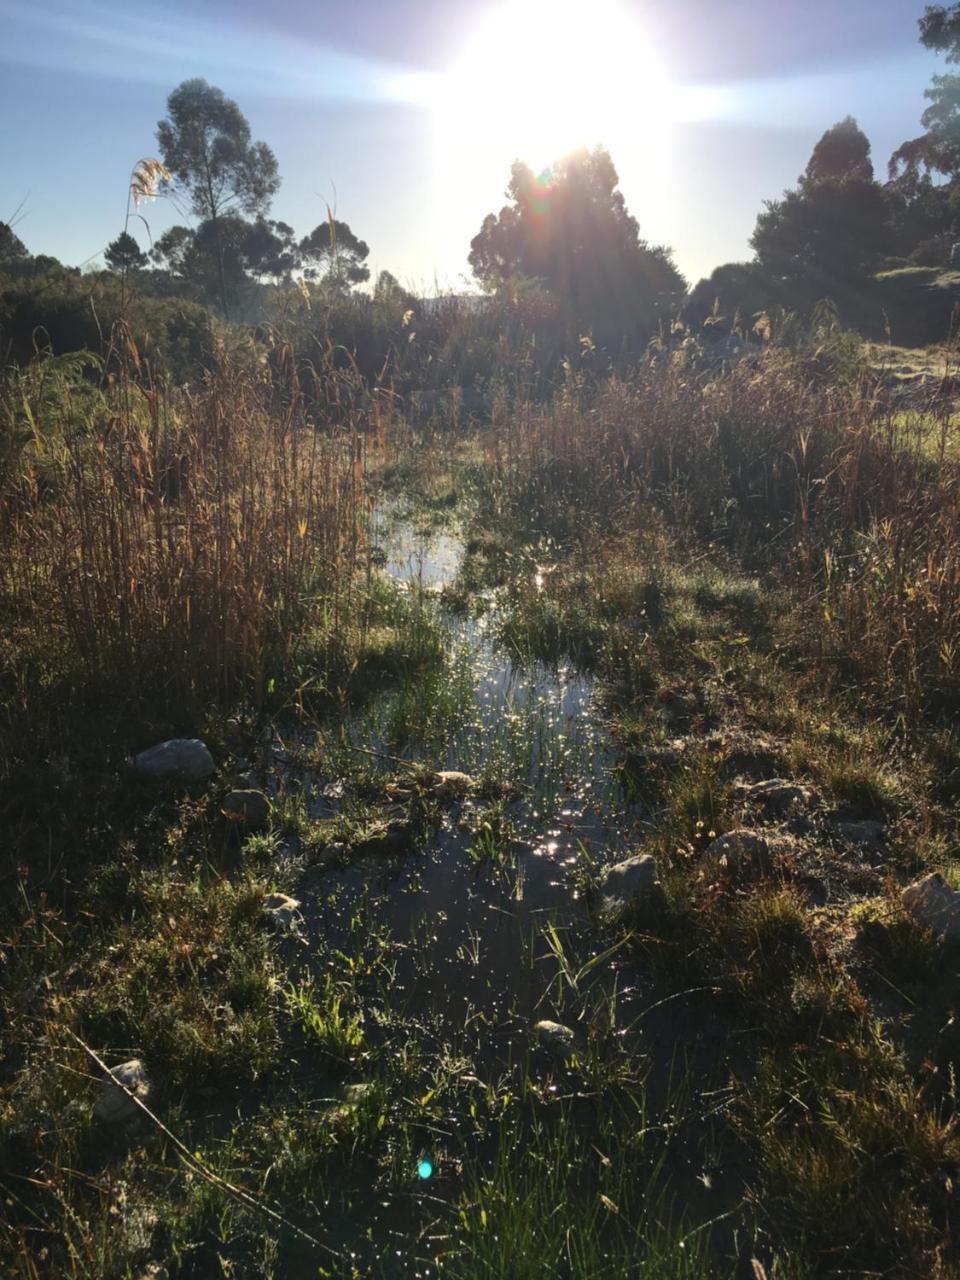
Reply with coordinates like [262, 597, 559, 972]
[0, 329, 366, 774]
[483, 342, 960, 724]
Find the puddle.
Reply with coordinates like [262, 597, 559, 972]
[271, 507, 734, 1272]
[295, 507, 643, 1035]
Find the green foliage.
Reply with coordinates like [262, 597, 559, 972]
[890, 5, 960, 187]
[0, 221, 28, 266]
[0, 267, 217, 379]
[469, 146, 685, 348]
[804, 116, 874, 184]
[104, 230, 147, 272]
[300, 216, 371, 288]
[156, 78, 280, 224]
[156, 78, 280, 313]
[751, 176, 893, 291]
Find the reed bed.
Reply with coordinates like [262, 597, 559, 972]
[484, 347, 960, 723]
[0, 335, 367, 795]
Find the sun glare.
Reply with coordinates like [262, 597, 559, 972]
[438, 0, 675, 170]
[421, 0, 696, 279]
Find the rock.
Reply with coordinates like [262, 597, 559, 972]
[901, 873, 960, 942]
[533, 1020, 576, 1059]
[354, 818, 413, 857]
[93, 1059, 152, 1126]
[599, 854, 661, 906]
[736, 778, 820, 816]
[702, 829, 774, 880]
[430, 770, 474, 802]
[131, 739, 214, 783]
[262, 892, 302, 928]
[836, 819, 885, 851]
[221, 789, 270, 828]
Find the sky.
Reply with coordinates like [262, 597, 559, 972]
[0, 0, 947, 292]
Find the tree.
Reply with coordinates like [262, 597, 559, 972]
[300, 218, 370, 288]
[751, 123, 893, 301]
[374, 269, 415, 309]
[752, 182, 892, 290]
[242, 218, 299, 283]
[890, 6, 960, 187]
[468, 147, 685, 346]
[104, 231, 148, 273]
[150, 217, 252, 310]
[686, 262, 777, 332]
[804, 117, 873, 185]
[0, 222, 28, 267]
[156, 79, 280, 313]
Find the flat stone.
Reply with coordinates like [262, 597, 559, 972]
[702, 829, 774, 879]
[262, 892, 302, 928]
[736, 778, 820, 816]
[599, 854, 661, 905]
[533, 1020, 576, 1058]
[901, 873, 960, 942]
[93, 1058, 152, 1126]
[132, 739, 214, 783]
[836, 819, 885, 850]
[221, 789, 270, 828]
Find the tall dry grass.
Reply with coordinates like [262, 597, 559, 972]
[0, 332, 366, 743]
[483, 347, 960, 721]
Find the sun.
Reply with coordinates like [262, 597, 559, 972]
[419, 0, 684, 279]
[436, 0, 675, 172]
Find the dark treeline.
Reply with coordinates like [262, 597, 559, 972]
[6, 4, 960, 385]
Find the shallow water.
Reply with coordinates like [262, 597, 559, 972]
[296, 508, 641, 1033]
[278, 508, 731, 1273]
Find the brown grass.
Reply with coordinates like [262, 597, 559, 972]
[481, 347, 960, 724]
[0, 331, 365, 722]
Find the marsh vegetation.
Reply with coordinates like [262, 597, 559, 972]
[8, 9, 960, 1275]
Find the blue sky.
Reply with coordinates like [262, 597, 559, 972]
[0, 0, 945, 290]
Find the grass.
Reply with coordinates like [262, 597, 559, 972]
[7, 327, 960, 1276]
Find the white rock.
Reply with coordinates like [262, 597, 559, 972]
[132, 739, 214, 782]
[533, 1020, 576, 1058]
[262, 892, 302, 928]
[901, 873, 960, 942]
[431, 770, 475, 801]
[93, 1059, 152, 1125]
[599, 854, 661, 905]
